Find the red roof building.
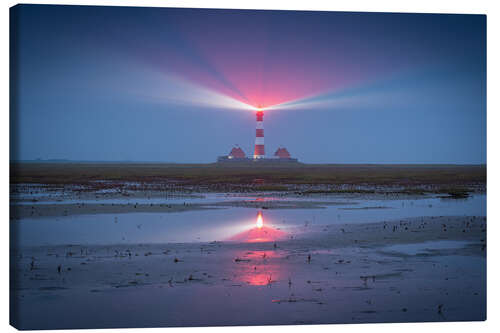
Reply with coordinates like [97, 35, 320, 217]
[274, 147, 291, 159]
[229, 146, 246, 159]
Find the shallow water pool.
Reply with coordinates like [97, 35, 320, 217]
[12, 194, 486, 246]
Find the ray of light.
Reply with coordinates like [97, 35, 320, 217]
[122, 11, 397, 112]
[121, 66, 257, 112]
[89, 9, 478, 115]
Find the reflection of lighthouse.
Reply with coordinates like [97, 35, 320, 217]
[253, 110, 265, 159]
[227, 210, 287, 243]
[256, 210, 263, 228]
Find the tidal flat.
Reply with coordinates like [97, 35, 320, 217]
[10, 163, 486, 329]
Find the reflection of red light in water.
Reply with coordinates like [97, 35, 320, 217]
[234, 251, 282, 286]
[253, 197, 280, 202]
[227, 211, 287, 243]
[247, 273, 273, 286]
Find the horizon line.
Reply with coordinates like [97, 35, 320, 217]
[10, 159, 486, 166]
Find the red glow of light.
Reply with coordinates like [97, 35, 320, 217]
[232, 250, 282, 286]
[246, 273, 274, 286]
[229, 226, 287, 243]
[152, 16, 375, 112]
[228, 211, 287, 243]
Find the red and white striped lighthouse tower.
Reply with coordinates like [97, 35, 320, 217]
[254, 109, 265, 159]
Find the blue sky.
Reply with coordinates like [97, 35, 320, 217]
[10, 5, 486, 163]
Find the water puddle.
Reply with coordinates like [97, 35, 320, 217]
[382, 240, 474, 256]
[12, 194, 485, 246]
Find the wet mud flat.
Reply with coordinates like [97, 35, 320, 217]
[10, 215, 486, 329]
[9, 163, 487, 329]
[10, 200, 358, 219]
[10, 163, 486, 202]
[10, 202, 220, 219]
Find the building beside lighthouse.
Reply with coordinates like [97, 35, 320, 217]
[274, 147, 293, 160]
[228, 145, 246, 159]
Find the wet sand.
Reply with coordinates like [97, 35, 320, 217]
[10, 202, 219, 219]
[10, 200, 360, 219]
[10, 215, 486, 329]
[10, 173, 487, 329]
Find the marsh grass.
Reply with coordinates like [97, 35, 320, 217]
[11, 163, 485, 192]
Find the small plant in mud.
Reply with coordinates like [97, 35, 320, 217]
[267, 274, 273, 286]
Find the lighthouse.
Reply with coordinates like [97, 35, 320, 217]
[216, 107, 299, 163]
[254, 109, 265, 159]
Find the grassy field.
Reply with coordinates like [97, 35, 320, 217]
[10, 162, 486, 188]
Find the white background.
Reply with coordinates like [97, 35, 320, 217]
[1, 1, 498, 332]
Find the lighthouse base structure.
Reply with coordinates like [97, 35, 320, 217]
[217, 156, 299, 164]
